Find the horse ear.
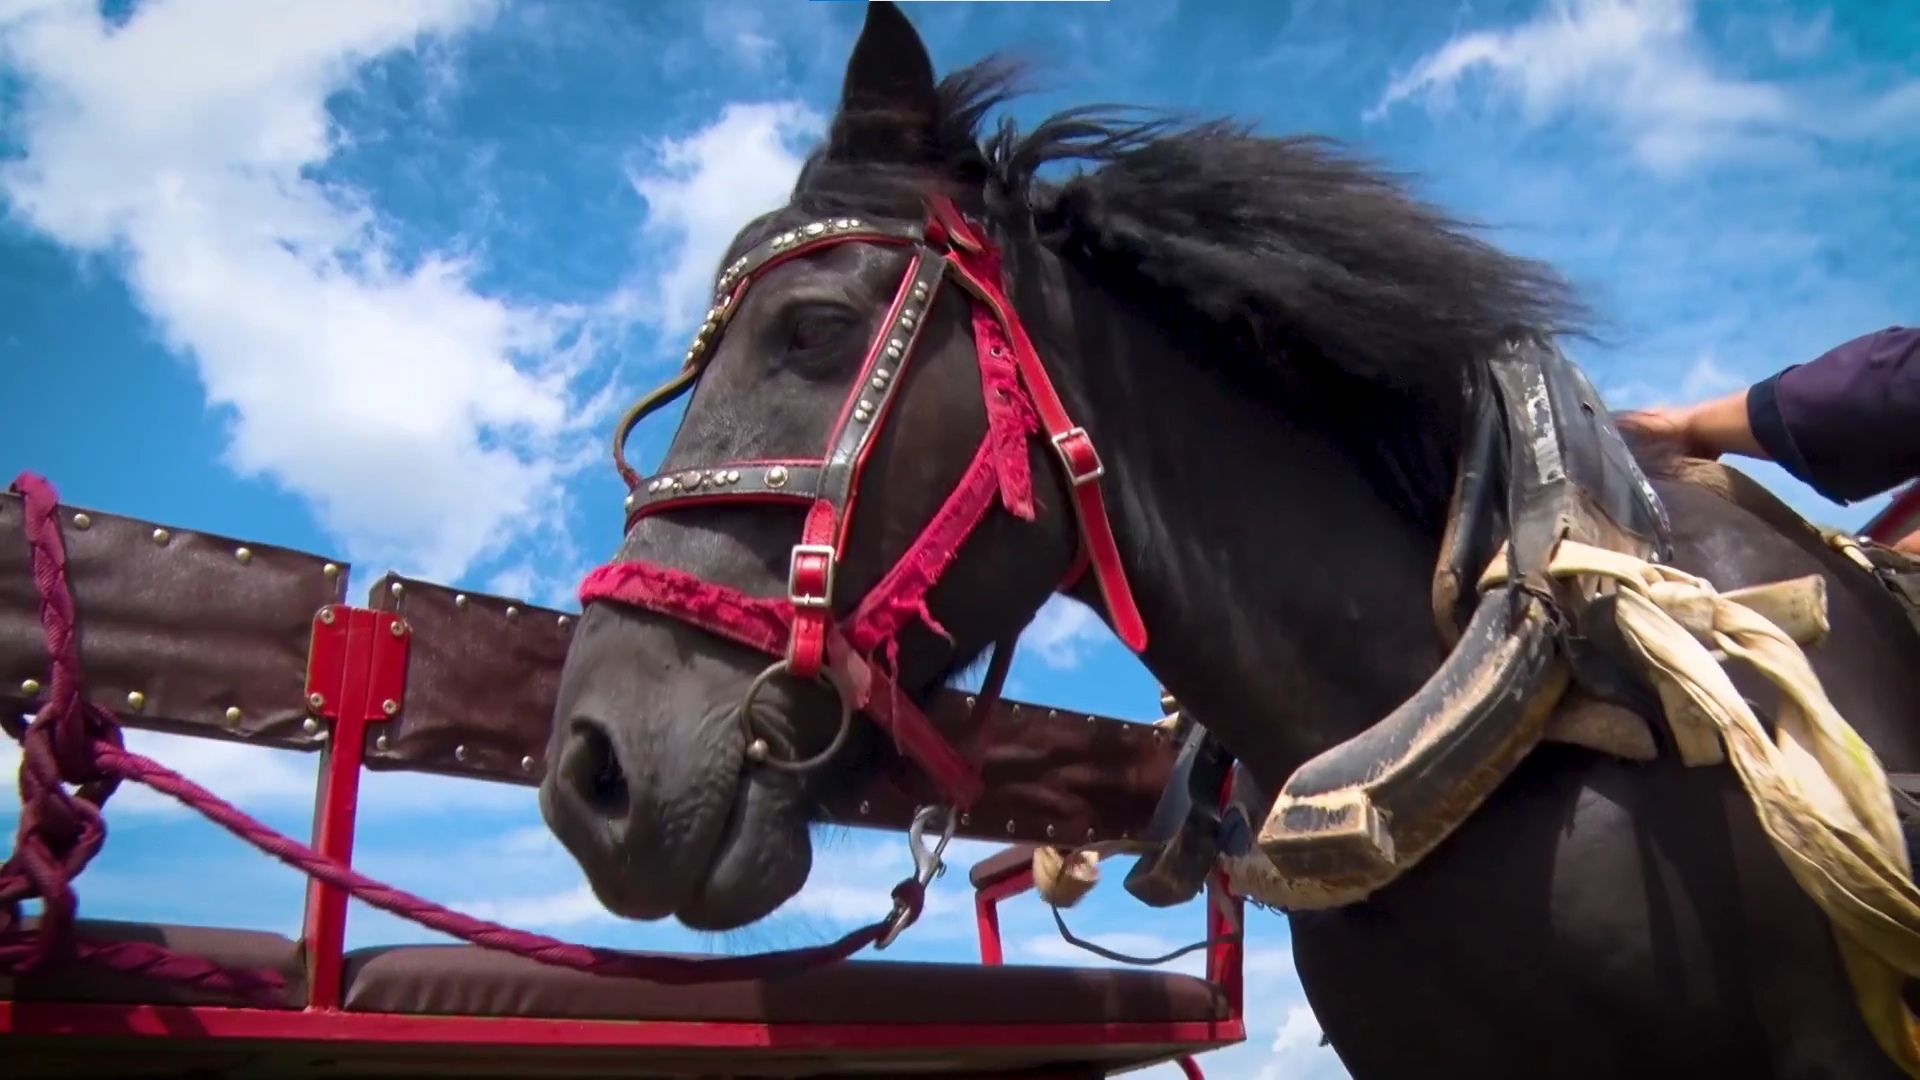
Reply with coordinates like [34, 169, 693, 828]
[827, 2, 940, 165]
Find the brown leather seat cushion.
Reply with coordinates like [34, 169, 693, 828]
[343, 945, 1228, 1025]
[0, 918, 306, 1008]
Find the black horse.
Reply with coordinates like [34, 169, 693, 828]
[541, 4, 1920, 1077]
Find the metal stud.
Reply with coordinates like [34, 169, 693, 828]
[869, 376, 887, 391]
[911, 282, 930, 302]
[885, 340, 904, 360]
[766, 465, 789, 488]
[389, 619, 406, 638]
[389, 581, 405, 599]
[859, 800, 871, 815]
[965, 695, 977, 708]
[72, 512, 91, 530]
[747, 738, 769, 762]
[804, 222, 825, 236]
[873, 368, 892, 382]
[234, 546, 253, 564]
[21, 678, 41, 696]
[308, 693, 325, 710]
[125, 691, 146, 711]
[557, 614, 571, 628]
[454, 745, 469, 763]
[319, 607, 335, 625]
[1010, 704, 1022, 718]
[375, 734, 391, 752]
[1006, 820, 1016, 834]
[151, 528, 170, 545]
[521, 756, 537, 773]
[1046, 824, 1056, 838]
[455, 593, 469, 608]
[960, 812, 971, 826]
[225, 706, 242, 723]
[504, 606, 520, 621]
[303, 717, 320, 734]
[382, 699, 399, 716]
[323, 563, 341, 580]
[1048, 709, 1059, 720]
[724, 469, 740, 483]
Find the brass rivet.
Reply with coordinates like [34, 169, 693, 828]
[225, 706, 242, 723]
[505, 606, 520, 621]
[766, 465, 789, 488]
[323, 562, 340, 579]
[308, 692, 325, 710]
[746, 738, 769, 762]
[521, 756, 536, 773]
[319, 607, 335, 625]
[71, 512, 91, 530]
[303, 716, 320, 733]
[389, 619, 406, 638]
[455, 594, 469, 608]
[381, 699, 398, 716]
[21, 678, 42, 695]
[454, 744, 469, 762]
[234, 546, 253, 564]
[389, 581, 404, 598]
[375, 734, 391, 752]
[151, 527, 170, 545]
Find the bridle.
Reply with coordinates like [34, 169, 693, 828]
[576, 196, 1146, 931]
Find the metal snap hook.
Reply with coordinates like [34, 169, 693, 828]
[877, 804, 957, 949]
[736, 657, 854, 773]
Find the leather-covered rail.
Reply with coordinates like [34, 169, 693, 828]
[0, 493, 345, 750]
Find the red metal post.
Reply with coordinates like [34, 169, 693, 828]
[300, 602, 410, 1010]
[1863, 480, 1920, 546]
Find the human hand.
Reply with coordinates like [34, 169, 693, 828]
[1616, 405, 1719, 461]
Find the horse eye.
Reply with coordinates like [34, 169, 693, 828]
[786, 305, 856, 353]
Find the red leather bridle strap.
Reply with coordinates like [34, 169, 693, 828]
[580, 201, 1146, 810]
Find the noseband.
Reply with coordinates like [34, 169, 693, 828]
[578, 197, 1146, 812]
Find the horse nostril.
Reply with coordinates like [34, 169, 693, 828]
[560, 719, 630, 820]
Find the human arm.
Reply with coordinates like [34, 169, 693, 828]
[1618, 326, 1920, 504]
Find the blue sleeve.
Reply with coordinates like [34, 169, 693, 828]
[1746, 326, 1920, 504]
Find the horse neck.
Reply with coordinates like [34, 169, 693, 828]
[1044, 275, 1454, 790]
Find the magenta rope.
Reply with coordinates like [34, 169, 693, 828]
[1, 471, 920, 1005]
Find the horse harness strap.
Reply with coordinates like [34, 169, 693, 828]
[579, 198, 1147, 817]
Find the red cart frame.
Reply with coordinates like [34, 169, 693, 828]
[0, 484, 1246, 1078]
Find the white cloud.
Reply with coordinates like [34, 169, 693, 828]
[626, 100, 823, 337]
[1020, 595, 1111, 670]
[0, 0, 610, 582]
[1371, 0, 1920, 176]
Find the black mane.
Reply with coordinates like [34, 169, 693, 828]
[747, 58, 1595, 530]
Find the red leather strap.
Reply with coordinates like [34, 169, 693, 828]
[930, 198, 1148, 653]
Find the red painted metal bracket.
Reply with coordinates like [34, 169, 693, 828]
[301, 603, 412, 1010]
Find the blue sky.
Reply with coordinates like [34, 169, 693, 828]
[0, 1, 1915, 1078]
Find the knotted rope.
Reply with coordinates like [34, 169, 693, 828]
[1, 471, 919, 1005]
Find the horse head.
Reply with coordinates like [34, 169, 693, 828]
[540, 3, 1117, 931]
